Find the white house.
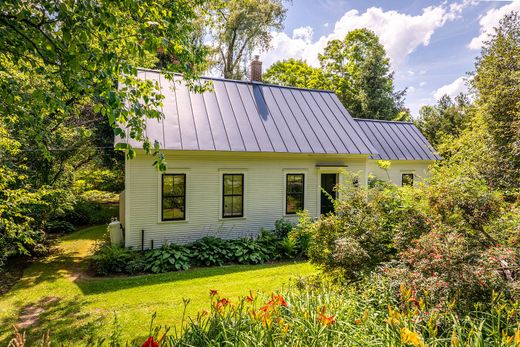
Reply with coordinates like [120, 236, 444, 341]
[117, 64, 439, 250]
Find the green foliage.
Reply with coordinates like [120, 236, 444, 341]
[416, 94, 472, 148]
[89, 245, 140, 276]
[263, 59, 329, 89]
[188, 236, 234, 266]
[210, 0, 287, 79]
[274, 218, 295, 239]
[144, 245, 191, 273]
[229, 238, 273, 264]
[146, 279, 519, 346]
[472, 11, 520, 189]
[66, 191, 119, 226]
[319, 28, 405, 119]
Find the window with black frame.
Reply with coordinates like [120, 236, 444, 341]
[222, 174, 244, 218]
[402, 173, 414, 186]
[162, 174, 186, 221]
[286, 173, 304, 214]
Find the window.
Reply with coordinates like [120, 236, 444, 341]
[402, 173, 414, 186]
[162, 174, 186, 221]
[222, 174, 244, 218]
[286, 174, 304, 214]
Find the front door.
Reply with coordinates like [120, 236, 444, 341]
[320, 173, 337, 215]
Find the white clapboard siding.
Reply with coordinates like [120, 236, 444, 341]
[366, 160, 433, 186]
[123, 151, 368, 249]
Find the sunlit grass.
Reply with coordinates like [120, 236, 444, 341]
[0, 225, 316, 345]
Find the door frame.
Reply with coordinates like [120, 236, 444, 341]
[316, 168, 343, 217]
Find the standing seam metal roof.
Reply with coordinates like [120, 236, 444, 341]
[127, 69, 376, 155]
[122, 69, 438, 161]
[354, 118, 441, 160]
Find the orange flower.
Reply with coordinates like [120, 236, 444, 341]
[215, 298, 230, 311]
[209, 289, 218, 297]
[355, 318, 362, 325]
[317, 306, 336, 326]
[142, 337, 159, 347]
[273, 294, 288, 307]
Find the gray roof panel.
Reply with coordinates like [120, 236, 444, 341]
[119, 69, 434, 160]
[354, 119, 440, 160]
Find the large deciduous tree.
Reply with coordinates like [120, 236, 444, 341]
[471, 11, 520, 189]
[0, 0, 209, 266]
[318, 28, 405, 120]
[210, 0, 286, 79]
[416, 94, 472, 148]
[263, 59, 330, 90]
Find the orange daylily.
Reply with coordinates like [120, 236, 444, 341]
[215, 298, 230, 311]
[317, 306, 336, 326]
[209, 289, 218, 297]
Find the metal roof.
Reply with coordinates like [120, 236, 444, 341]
[354, 118, 441, 161]
[122, 69, 377, 155]
[119, 69, 438, 161]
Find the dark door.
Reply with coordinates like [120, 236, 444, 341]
[320, 173, 337, 215]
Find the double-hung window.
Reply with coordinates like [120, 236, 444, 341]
[222, 174, 244, 218]
[402, 173, 414, 186]
[286, 174, 304, 214]
[162, 174, 186, 221]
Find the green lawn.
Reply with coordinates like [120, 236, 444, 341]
[0, 225, 316, 345]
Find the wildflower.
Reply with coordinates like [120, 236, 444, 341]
[400, 327, 425, 347]
[209, 289, 218, 297]
[273, 294, 288, 307]
[142, 336, 159, 347]
[246, 290, 255, 304]
[215, 298, 230, 311]
[514, 330, 520, 344]
[317, 306, 336, 326]
[354, 318, 362, 325]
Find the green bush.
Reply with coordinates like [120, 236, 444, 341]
[188, 236, 233, 266]
[143, 245, 191, 273]
[274, 218, 295, 239]
[89, 244, 140, 276]
[229, 237, 273, 264]
[276, 237, 298, 259]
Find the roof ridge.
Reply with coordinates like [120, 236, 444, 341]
[136, 67, 336, 94]
[353, 118, 414, 124]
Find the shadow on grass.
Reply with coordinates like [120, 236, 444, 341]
[75, 261, 304, 295]
[0, 296, 104, 346]
[61, 225, 107, 242]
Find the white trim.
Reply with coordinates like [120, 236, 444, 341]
[218, 169, 247, 220]
[282, 169, 308, 217]
[157, 169, 191, 224]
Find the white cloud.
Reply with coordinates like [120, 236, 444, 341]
[261, 1, 473, 69]
[408, 86, 416, 93]
[324, 22, 329, 28]
[419, 81, 427, 87]
[468, 1, 520, 50]
[433, 76, 469, 100]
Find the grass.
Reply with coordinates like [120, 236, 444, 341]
[0, 225, 316, 345]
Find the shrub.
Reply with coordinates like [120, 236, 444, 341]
[274, 218, 295, 239]
[188, 236, 233, 266]
[276, 237, 298, 259]
[386, 229, 519, 310]
[229, 238, 272, 264]
[143, 245, 191, 273]
[89, 244, 140, 276]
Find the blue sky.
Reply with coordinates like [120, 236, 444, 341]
[259, 0, 520, 116]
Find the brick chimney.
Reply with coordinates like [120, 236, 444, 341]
[250, 55, 262, 82]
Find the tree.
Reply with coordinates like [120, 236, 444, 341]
[0, 0, 209, 267]
[416, 94, 472, 148]
[263, 59, 329, 89]
[471, 11, 520, 189]
[318, 29, 405, 120]
[211, 0, 286, 79]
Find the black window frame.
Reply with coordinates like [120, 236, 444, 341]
[402, 173, 414, 186]
[222, 173, 244, 218]
[161, 173, 187, 221]
[286, 173, 305, 215]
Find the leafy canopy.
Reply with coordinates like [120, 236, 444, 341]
[210, 0, 286, 79]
